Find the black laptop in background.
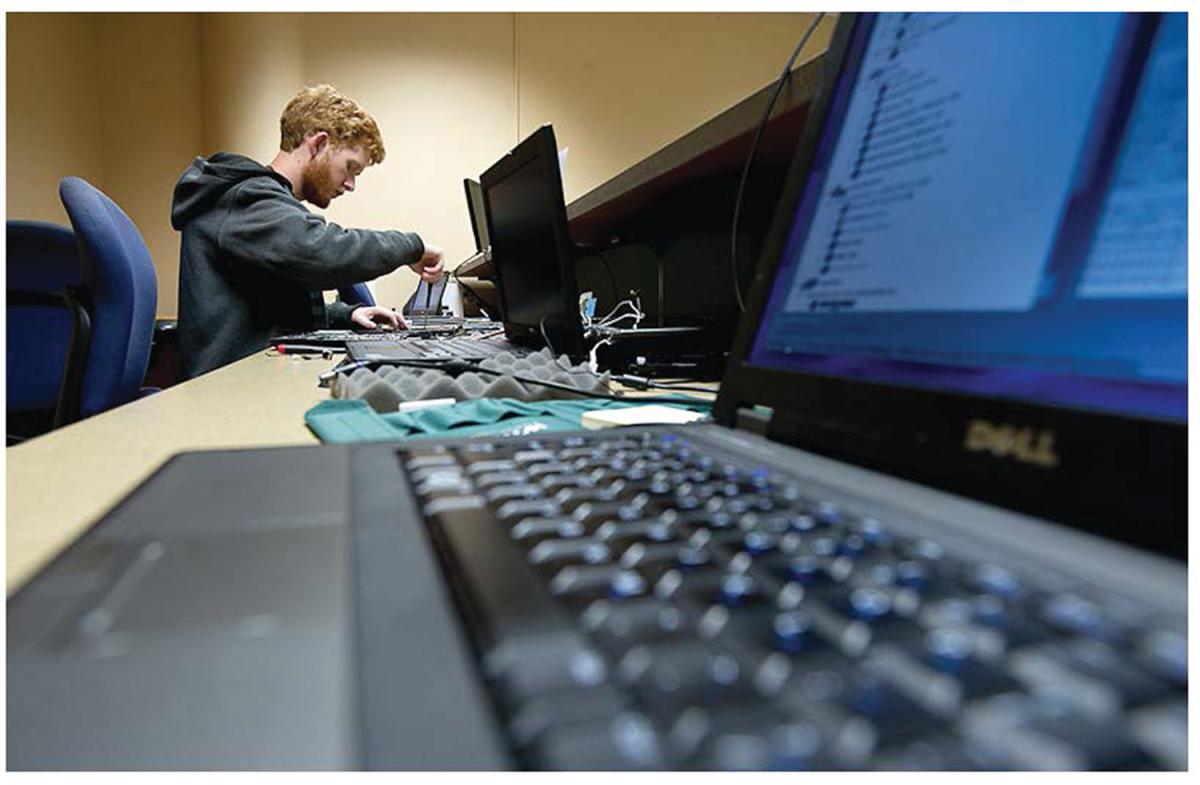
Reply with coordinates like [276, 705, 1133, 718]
[8, 12, 1186, 771]
[481, 124, 587, 359]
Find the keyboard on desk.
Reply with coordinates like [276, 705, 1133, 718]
[403, 429, 1187, 771]
[272, 318, 490, 348]
[345, 335, 527, 363]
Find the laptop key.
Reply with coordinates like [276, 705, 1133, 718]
[960, 692, 1149, 770]
[669, 703, 801, 769]
[555, 489, 619, 512]
[1006, 646, 1124, 720]
[527, 538, 612, 570]
[533, 711, 669, 770]
[1126, 700, 1187, 770]
[405, 453, 457, 470]
[484, 483, 543, 504]
[619, 541, 708, 571]
[510, 517, 586, 543]
[582, 598, 696, 654]
[464, 459, 519, 475]
[871, 733, 991, 771]
[549, 565, 648, 605]
[772, 659, 880, 768]
[595, 519, 677, 547]
[1038, 593, 1129, 645]
[513, 450, 556, 464]
[617, 640, 760, 726]
[495, 499, 562, 522]
[1009, 638, 1170, 714]
[508, 685, 629, 748]
[966, 596, 1059, 650]
[413, 472, 474, 498]
[486, 633, 609, 708]
[473, 471, 529, 489]
[1133, 627, 1187, 687]
[573, 501, 634, 527]
[537, 475, 593, 493]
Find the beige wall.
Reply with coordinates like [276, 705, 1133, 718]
[200, 13, 305, 162]
[7, 12, 832, 316]
[94, 14, 206, 315]
[7, 12, 204, 316]
[300, 13, 518, 309]
[7, 14, 105, 224]
[516, 13, 833, 202]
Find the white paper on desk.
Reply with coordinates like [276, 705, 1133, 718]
[558, 146, 569, 175]
[581, 404, 707, 430]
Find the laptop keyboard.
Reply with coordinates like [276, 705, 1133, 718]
[402, 430, 1187, 770]
[364, 336, 524, 360]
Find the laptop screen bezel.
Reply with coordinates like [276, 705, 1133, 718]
[715, 13, 1186, 559]
[463, 177, 489, 253]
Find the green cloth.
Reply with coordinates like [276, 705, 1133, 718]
[304, 396, 710, 444]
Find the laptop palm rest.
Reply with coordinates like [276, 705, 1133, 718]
[7, 445, 507, 770]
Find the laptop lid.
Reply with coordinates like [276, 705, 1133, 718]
[464, 177, 490, 253]
[481, 124, 584, 357]
[402, 277, 449, 316]
[716, 12, 1186, 558]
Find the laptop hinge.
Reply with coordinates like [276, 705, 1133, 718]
[735, 405, 774, 436]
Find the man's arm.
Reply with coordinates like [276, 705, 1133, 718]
[217, 178, 424, 289]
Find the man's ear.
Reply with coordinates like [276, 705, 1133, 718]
[305, 130, 330, 159]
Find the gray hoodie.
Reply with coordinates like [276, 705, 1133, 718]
[170, 153, 424, 379]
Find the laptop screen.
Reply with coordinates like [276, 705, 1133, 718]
[748, 13, 1186, 423]
[482, 125, 582, 353]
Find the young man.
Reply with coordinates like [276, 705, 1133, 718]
[171, 84, 444, 379]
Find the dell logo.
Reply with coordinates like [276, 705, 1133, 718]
[964, 419, 1061, 468]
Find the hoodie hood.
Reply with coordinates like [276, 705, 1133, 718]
[170, 153, 293, 229]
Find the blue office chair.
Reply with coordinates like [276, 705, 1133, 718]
[337, 281, 376, 307]
[57, 177, 158, 423]
[6, 220, 85, 442]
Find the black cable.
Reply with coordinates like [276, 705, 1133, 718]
[594, 250, 620, 305]
[326, 357, 714, 408]
[731, 12, 826, 313]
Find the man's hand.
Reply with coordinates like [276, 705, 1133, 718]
[351, 305, 407, 331]
[410, 243, 445, 283]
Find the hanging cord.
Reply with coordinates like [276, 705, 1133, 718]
[731, 12, 826, 312]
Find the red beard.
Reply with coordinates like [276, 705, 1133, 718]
[300, 156, 338, 208]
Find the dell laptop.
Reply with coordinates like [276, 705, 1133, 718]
[8, 12, 1186, 770]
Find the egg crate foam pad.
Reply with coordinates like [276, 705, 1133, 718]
[331, 348, 611, 413]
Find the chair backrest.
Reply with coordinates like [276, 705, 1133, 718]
[338, 281, 376, 307]
[58, 177, 158, 419]
[6, 221, 80, 412]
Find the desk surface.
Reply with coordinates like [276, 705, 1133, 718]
[6, 351, 717, 595]
[6, 352, 328, 594]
